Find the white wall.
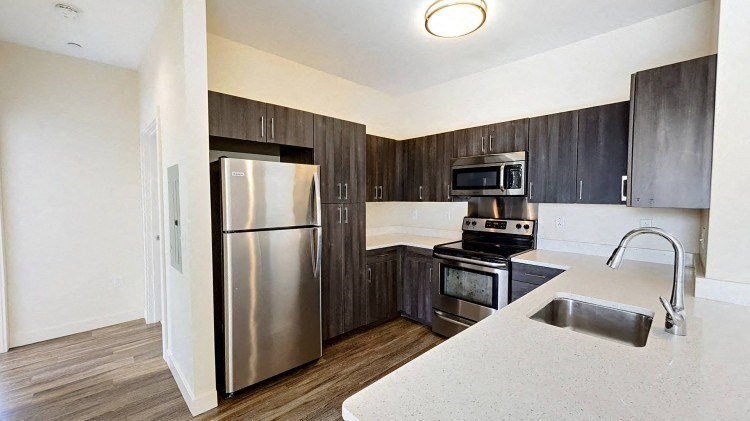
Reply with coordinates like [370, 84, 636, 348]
[0, 41, 144, 347]
[395, 2, 717, 139]
[207, 34, 400, 139]
[139, 0, 216, 415]
[697, 0, 750, 305]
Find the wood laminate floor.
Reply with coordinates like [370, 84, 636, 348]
[0, 317, 443, 420]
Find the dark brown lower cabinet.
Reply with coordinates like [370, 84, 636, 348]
[509, 263, 564, 303]
[400, 247, 434, 325]
[321, 203, 365, 341]
[365, 248, 400, 325]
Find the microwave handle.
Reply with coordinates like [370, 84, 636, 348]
[499, 163, 506, 191]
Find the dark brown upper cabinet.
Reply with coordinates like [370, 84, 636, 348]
[314, 115, 366, 204]
[487, 119, 529, 153]
[577, 102, 630, 204]
[453, 119, 529, 158]
[266, 104, 314, 148]
[366, 135, 401, 202]
[628, 55, 716, 209]
[208, 91, 266, 142]
[402, 133, 453, 202]
[528, 111, 579, 203]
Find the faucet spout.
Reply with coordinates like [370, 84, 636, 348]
[607, 227, 687, 336]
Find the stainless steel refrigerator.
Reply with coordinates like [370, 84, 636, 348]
[210, 158, 322, 395]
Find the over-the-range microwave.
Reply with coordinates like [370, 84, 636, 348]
[450, 152, 526, 197]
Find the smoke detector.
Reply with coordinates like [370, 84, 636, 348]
[55, 3, 81, 19]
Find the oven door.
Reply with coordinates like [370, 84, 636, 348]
[432, 255, 509, 323]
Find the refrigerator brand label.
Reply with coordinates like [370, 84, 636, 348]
[231, 172, 245, 177]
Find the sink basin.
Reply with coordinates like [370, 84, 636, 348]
[530, 295, 654, 347]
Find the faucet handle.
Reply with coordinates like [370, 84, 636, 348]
[659, 296, 687, 336]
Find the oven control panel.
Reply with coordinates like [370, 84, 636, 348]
[463, 218, 535, 235]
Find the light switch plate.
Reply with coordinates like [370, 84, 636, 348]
[640, 219, 654, 228]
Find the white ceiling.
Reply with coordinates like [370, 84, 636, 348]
[207, 0, 706, 95]
[0, 0, 165, 69]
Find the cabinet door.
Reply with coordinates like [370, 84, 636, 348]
[528, 111, 579, 203]
[577, 102, 629, 204]
[208, 91, 266, 142]
[435, 132, 454, 202]
[381, 138, 400, 201]
[453, 126, 489, 157]
[340, 121, 366, 203]
[266, 104, 314, 148]
[629, 55, 716, 209]
[402, 249, 433, 325]
[314, 115, 340, 204]
[488, 119, 528, 153]
[421, 135, 437, 201]
[341, 203, 366, 332]
[321, 204, 344, 340]
[402, 138, 422, 201]
[365, 252, 399, 325]
[365, 135, 381, 202]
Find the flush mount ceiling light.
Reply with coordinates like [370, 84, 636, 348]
[55, 3, 81, 20]
[425, 0, 487, 38]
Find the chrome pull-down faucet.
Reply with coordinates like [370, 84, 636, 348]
[606, 227, 687, 336]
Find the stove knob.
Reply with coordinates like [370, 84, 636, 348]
[524, 224, 530, 230]
[516, 224, 522, 229]
[471, 220, 477, 226]
[465, 220, 470, 226]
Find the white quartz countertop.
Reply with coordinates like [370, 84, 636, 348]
[342, 249, 750, 420]
[366, 233, 457, 251]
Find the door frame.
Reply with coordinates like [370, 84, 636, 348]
[140, 115, 167, 330]
[0, 171, 8, 353]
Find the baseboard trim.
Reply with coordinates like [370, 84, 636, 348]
[164, 350, 217, 416]
[9, 309, 143, 348]
[695, 276, 750, 307]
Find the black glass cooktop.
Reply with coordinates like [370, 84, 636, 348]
[433, 239, 533, 263]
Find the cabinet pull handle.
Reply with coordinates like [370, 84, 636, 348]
[374, 186, 378, 200]
[344, 207, 349, 224]
[419, 186, 423, 200]
[524, 273, 547, 279]
[337, 183, 342, 200]
[338, 207, 342, 224]
[429, 267, 433, 284]
[261, 116, 265, 138]
[447, 183, 450, 200]
[367, 267, 372, 283]
[579, 180, 583, 201]
[378, 186, 383, 200]
[529, 182, 534, 200]
[481, 136, 485, 153]
[621, 176, 628, 202]
[270, 117, 275, 139]
[344, 183, 348, 200]
[489, 135, 493, 151]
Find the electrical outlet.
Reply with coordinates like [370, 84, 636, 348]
[555, 216, 565, 228]
[113, 278, 123, 288]
[411, 209, 419, 220]
[640, 219, 653, 228]
[444, 211, 452, 220]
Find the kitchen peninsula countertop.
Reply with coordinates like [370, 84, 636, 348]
[342, 249, 750, 420]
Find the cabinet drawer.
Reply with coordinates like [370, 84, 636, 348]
[510, 281, 537, 302]
[512, 263, 564, 286]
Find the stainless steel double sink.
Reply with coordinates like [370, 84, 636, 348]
[530, 294, 654, 347]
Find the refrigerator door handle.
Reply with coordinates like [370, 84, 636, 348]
[311, 171, 321, 226]
[311, 227, 322, 278]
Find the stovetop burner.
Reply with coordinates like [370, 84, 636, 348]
[433, 217, 537, 264]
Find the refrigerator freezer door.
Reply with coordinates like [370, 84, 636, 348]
[221, 158, 321, 231]
[223, 227, 322, 393]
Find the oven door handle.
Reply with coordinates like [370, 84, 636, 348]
[433, 253, 508, 269]
[434, 310, 474, 328]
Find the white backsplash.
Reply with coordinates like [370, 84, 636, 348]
[366, 201, 701, 267]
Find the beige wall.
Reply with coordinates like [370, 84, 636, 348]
[703, 0, 750, 287]
[0, 42, 144, 347]
[207, 34, 400, 139]
[139, 0, 216, 415]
